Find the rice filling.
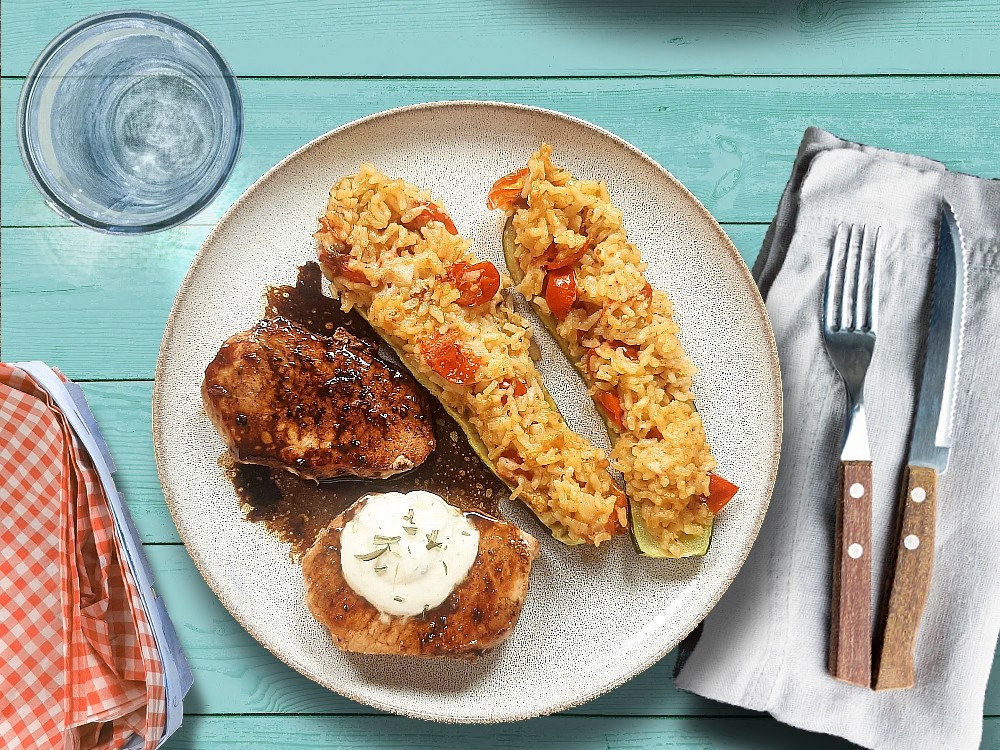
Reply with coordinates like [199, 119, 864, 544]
[314, 165, 626, 546]
[501, 145, 717, 556]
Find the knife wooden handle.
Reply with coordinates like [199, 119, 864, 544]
[874, 464, 937, 690]
[829, 459, 873, 687]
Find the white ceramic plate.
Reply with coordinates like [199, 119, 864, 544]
[153, 102, 781, 723]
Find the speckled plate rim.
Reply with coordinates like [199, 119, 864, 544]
[153, 100, 782, 723]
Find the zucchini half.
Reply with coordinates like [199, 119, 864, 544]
[502, 216, 713, 558]
[337, 284, 584, 546]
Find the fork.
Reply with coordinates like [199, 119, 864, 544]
[823, 223, 880, 687]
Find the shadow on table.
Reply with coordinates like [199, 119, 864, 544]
[513, 0, 909, 30]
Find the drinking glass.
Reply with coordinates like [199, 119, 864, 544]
[17, 11, 243, 233]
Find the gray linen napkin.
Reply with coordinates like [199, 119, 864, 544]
[675, 127, 1000, 750]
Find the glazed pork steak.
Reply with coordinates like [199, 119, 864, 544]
[302, 500, 540, 657]
[203, 316, 435, 480]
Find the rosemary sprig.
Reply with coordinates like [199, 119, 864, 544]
[355, 547, 388, 562]
[402, 526, 418, 536]
[373, 534, 401, 545]
[425, 529, 443, 550]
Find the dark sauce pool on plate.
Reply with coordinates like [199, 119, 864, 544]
[222, 262, 508, 560]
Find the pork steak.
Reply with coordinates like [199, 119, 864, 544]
[302, 498, 539, 657]
[203, 317, 435, 480]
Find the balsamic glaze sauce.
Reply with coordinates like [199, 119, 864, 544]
[222, 262, 508, 560]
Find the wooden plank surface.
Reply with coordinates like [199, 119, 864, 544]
[6, 77, 1000, 228]
[163, 715, 871, 749]
[156, 715, 1000, 749]
[67, 387, 1000, 721]
[0, 223, 766, 379]
[1, 226, 199, 379]
[3, 0, 999, 77]
[5, 3, 1000, 747]
[144, 545, 748, 717]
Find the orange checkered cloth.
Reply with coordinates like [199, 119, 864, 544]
[0, 363, 165, 750]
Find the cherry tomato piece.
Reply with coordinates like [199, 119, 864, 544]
[544, 237, 591, 270]
[446, 261, 501, 306]
[405, 201, 458, 235]
[500, 377, 528, 398]
[421, 331, 480, 384]
[543, 267, 577, 320]
[706, 473, 739, 514]
[594, 390, 625, 431]
[487, 168, 529, 210]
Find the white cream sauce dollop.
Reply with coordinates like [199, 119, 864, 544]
[340, 490, 480, 617]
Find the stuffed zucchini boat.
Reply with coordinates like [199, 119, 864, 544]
[314, 164, 627, 547]
[490, 145, 738, 558]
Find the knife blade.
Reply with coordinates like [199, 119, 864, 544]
[873, 202, 966, 690]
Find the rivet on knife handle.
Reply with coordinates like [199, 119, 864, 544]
[829, 459, 873, 687]
[873, 465, 937, 690]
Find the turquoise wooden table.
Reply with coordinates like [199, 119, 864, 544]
[3, 1, 999, 747]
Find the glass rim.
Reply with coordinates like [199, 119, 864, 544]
[16, 9, 244, 234]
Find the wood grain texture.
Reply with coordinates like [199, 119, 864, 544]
[89, 533, 1000, 719]
[874, 464, 938, 691]
[78, 382, 170, 542]
[5, 77, 1000, 228]
[4, 3, 1000, 742]
[3, 0, 999, 77]
[113, 715, 1000, 748]
[0, 224, 766, 380]
[162, 715, 866, 749]
[829, 460, 873, 687]
[41, 384, 1000, 731]
[145, 544, 751, 717]
[1, 226, 203, 379]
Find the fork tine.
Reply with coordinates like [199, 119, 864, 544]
[869, 228, 880, 334]
[841, 224, 863, 331]
[854, 226, 877, 331]
[825, 224, 850, 332]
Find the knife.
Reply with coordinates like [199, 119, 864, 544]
[873, 203, 966, 691]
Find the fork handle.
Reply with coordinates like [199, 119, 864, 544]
[829, 459, 873, 686]
[873, 464, 937, 690]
